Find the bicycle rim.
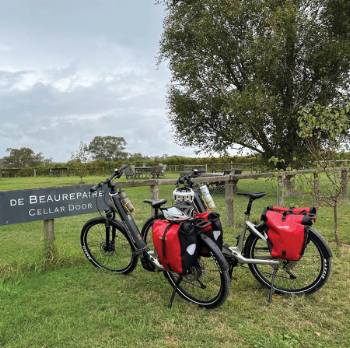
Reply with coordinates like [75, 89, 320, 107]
[164, 252, 229, 308]
[247, 233, 330, 294]
[81, 219, 136, 273]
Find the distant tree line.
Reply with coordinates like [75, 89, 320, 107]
[3, 133, 350, 175]
[0, 147, 51, 168]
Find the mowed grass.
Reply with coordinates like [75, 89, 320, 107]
[0, 174, 349, 347]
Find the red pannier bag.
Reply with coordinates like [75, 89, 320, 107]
[194, 212, 223, 256]
[152, 219, 198, 274]
[262, 210, 310, 261]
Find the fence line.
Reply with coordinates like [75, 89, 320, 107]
[1, 167, 348, 261]
[116, 167, 349, 225]
[2, 160, 349, 178]
[117, 168, 341, 187]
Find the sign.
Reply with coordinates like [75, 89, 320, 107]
[0, 185, 110, 225]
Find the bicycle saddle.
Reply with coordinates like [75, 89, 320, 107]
[143, 199, 167, 209]
[236, 192, 266, 200]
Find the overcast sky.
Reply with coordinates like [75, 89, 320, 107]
[0, 0, 196, 161]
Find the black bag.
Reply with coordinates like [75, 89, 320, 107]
[195, 212, 223, 256]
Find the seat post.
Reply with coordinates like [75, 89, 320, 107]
[244, 198, 254, 217]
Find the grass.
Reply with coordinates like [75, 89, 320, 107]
[0, 174, 349, 347]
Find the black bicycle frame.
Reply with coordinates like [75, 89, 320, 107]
[109, 186, 147, 251]
[193, 191, 207, 213]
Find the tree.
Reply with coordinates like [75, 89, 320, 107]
[299, 102, 350, 247]
[160, 0, 350, 168]
[2, 147, 48, 168]
[69, 142, 91, 183]
[87, 136, 128, 161]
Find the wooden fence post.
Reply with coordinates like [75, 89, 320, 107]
[313, 172, 320, 207]
[340, 169, 348, 200]
[277, 175, 285, 206]
[150, 184, 159, 215]
[225, 179, 236, 227]
[283, 174, 295, 197]
[43, 219, 56, 261]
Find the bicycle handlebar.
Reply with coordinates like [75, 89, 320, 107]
[176, 169, 201, 187]
[90, 165, 129, 192]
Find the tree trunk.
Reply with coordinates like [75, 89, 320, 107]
[313, 172, 320, 207]
[333, 203, 341, 248]
[340, 169, 348, 200]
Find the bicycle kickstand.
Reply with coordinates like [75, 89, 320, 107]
[168, 276, 183, 309]
[268, 265, 278, 304]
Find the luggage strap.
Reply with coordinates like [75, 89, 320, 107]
[281, 209, 309, 221]
[161, 223, 175, 259]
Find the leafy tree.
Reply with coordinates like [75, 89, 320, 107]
[71, 142, 91, 163]
[87, 136, 128, 161]
[2, 147, 49, 168]
[160, 0, 350, 168]
[128, 153, 147, 163]
[299, 102, 350, 247]
[69, 142, 91, 183]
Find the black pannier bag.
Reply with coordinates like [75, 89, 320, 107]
[152, 220, 198, 274]
[194, 212, 223, 256]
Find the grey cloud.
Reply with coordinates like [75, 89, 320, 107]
[0, 1, 195, 161]
[0, 67, 193, 161]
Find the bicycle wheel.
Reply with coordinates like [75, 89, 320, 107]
[244, 228, 332, 295]
[163, 234, 230, 309]
[81, 217, 138, 274]
[141, 216, 156, 248]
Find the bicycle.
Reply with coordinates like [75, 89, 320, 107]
[80, 166, 231, 309]
[141, 170, 332, 300]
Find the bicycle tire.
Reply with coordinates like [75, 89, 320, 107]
[81, 217, 138, 274]
[243, 228, 332, 295]
[141, 216, 155, 245]
[163, 234, 230, 309]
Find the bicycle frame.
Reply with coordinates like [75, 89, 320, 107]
[109, 189, 146, 251]
[105, 186, 166, 271]
[83, 167, 233, 308]
[183, 178, 280, 267]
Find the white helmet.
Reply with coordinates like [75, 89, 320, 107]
[173, 187, 195, 203]
[163, 207, 191, 222]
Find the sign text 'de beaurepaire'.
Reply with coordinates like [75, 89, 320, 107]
[0, 185, 109, 225]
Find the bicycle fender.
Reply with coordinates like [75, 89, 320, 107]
[308, 227, 333, 258]
[198, 233, 229, 272]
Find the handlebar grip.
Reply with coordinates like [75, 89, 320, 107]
[119, 164, 129, 171]
[177, 177, 184, 185]
[90, 183, 101, 192]
[114, 164, 129, 178]
[90, 165, 130, 192]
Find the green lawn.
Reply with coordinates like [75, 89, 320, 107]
[0, 175, 349, 347]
